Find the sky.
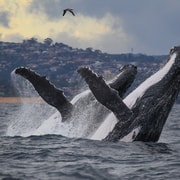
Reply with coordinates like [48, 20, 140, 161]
[0, 0, 180, 55]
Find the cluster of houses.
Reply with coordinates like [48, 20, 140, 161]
[0, 38, 167, 97]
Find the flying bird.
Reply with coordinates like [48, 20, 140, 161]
[63, 8, 75, 16]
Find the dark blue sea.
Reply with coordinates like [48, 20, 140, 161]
[0, 103, 180, 180]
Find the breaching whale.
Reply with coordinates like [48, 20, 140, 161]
[78, 46, 180, 142]
[14, 64, 137, 137]
[13, 46, 180, 142]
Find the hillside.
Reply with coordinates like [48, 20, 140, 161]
[0, 39, 168, 98]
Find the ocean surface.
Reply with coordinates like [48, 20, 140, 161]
[0, 103, 180, 180]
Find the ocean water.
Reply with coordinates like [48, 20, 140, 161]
[0, 103, 180, 180]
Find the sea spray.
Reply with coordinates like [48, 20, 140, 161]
[34, 90, 105, 138]
[6, 71, 98, 138]
[6, 70, 110, 138]
[6, 71, 56, 136]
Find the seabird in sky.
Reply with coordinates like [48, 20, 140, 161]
[63, 8, 75, 16]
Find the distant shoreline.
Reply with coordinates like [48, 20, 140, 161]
[0, 97, 44, 104]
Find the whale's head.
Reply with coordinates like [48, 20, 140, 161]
[170, 46, 180, 55]
[169, 46, 180, 69]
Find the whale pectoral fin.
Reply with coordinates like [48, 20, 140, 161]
[77, 67, 133, 121]
[15, 67, 73, 120]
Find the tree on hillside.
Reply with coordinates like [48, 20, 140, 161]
[23, 37, 38, 44]
[44, 38, 53, 46]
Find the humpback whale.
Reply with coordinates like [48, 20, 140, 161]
[14, 65, 137, 137]
[79, 46, 180, 142]
[13, 46, 180, 142]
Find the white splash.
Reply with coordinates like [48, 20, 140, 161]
[6, 72, 56, 137]
[6, 77, 100, 138]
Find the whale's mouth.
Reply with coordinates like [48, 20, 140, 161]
[164, 46, 180, 64]
[169, 46, 180, 55]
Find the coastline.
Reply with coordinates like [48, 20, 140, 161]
[0, 97, 44, 104]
